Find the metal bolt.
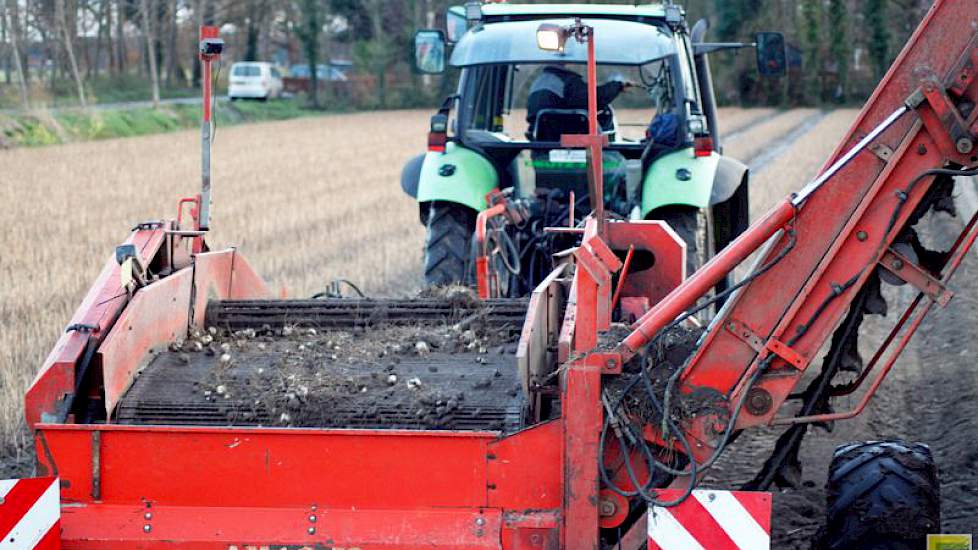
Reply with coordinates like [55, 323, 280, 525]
[711, 420, 726, 436]
[598, 499, 617, 517]
[0, 496, 5, 505]
[307, 527, 316, 535]
[475, 517, 486, 527]
[746, 388, 773, 416]
[917, 143, 928, 155]
[708, 492, 716, 502]
[143, 525, 152, 533]
[144, 512, 152, 520]
[856, 230, 868, 241]
[308, 515, 317, 523]
[892, 259, 904, 270]
[956, 137, 974, 154]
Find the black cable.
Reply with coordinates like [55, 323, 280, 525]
[599, 214, 800, 505]
[310, 279, 365, 299]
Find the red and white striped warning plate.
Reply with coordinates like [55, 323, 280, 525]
[0, 477, 61, 549]
[648, 489, 771, 550]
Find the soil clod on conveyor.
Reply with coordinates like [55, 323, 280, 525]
[116, 296, 528, 432]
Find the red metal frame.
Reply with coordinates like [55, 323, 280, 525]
[475, 203, 507, 299]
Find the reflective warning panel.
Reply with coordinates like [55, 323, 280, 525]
[648, 489, 771, 550]
[0, 477, 60, 549]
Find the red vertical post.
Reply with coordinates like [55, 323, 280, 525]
[585, 28, 605, 236]
[197, 25, 221, 242]
[562, 218, 613, 549]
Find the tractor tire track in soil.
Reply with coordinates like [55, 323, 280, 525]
[745, 111, 827, 174]
[720, 109, 782, 143]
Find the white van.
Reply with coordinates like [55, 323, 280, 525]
[228, 62, 284, 100]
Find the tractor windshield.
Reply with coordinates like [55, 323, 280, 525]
[449, 18, 675, 67]
[458, 59, 680, 144]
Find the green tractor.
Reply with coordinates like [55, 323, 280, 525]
[401, 2, 786, 297]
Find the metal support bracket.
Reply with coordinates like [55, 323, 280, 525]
[572, 236, 622, 287]
[725, 318, 764, 352]
[725, 318, 806, 369]
[765, 339, 807, 370]
[587, 352, 622, 375]
[870, 143, 894, 162]
[880, 248, 954, 307]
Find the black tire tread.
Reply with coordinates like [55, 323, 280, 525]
[650, 206, 701, 277]
[424, 202, 476, 287]
[820, 440, 940, 550]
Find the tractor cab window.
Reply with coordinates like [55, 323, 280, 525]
[456, 57, 687, 214]
[459, 58, 681, 146]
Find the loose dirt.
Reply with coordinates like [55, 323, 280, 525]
[116, 291, 526, 432]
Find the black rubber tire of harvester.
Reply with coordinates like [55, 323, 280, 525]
[423, 202, 476, 288]
[818, 440, 941, 550]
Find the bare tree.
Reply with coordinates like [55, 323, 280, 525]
[193, 0, 213, 87]
[2, 0, 9, 85]
[141, 0, 160, 106]
[294, 0, 322, 108]
[90, 0, 109, 79]
[56, 0, 87, 107]
[164, 0, 179, 86]
[365, 0, 392, 108]
[3, 0, 29, 108]
[243, 0, 270, 62]
[114, 0, 127, 74]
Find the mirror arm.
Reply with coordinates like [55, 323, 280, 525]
[691, 19, 722, 153]
[693, 42, 753, 56]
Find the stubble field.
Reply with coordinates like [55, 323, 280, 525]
[2, 106, 976, 545]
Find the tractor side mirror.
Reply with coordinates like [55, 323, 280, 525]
[755, 32, 787, 77]
[446, 6, 468, 42]
[415, 30, 446, 74]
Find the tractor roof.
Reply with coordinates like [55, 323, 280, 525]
[450, 17, 675, 67]
[479, 3, 669, 19]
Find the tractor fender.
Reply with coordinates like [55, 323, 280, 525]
[400, 154, 425, 198]
[416, 142, 499, 212]
[710, 155, 749, 205]
[640, 148, 747, 217]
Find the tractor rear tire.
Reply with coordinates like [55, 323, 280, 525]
[651, 206, 705, 278]
[819, 440, 940, 550]
[424, 202, 476, 288]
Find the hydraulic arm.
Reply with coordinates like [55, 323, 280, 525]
[599, 0, 978, 502]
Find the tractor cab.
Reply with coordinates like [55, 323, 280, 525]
[404, 2, 784, 296]
[411, 9, 698, 214]
[444, 16, 689, 209]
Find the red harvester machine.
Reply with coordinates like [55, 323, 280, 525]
[8, 0, 978, 547]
